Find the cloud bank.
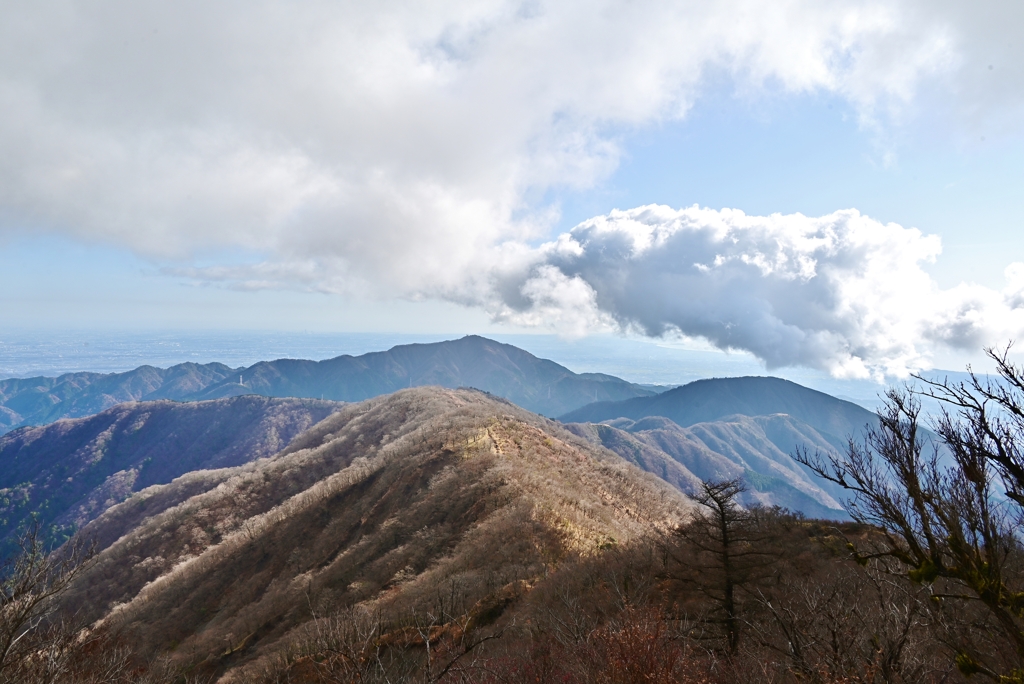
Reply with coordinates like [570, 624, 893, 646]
[495, 206, 1024, 378]
[2, 0, 1023, 375]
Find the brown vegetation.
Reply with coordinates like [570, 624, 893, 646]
[45, 387, 685, 681]
[5, 371, 1020, 683]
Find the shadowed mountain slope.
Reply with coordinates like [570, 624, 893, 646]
[0, 336, 654, 433]
[0, 395, 341, 552]
[564, 414, 848, 519]
[560, 376, 877, 444]
[61, 387, 688, 681]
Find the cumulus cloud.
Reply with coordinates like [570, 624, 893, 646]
[2, 0, 1023, 373]
[495, 206, 1024, 378]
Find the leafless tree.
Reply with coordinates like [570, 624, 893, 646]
[751, 560, 949, 683]
[0, 523, 95, 683]
[796, 347, 1024, 680]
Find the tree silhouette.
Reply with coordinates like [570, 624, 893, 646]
[797, 348, 1024, 680]
[0, 523, 95, 683]
[668, 479, 780, 653]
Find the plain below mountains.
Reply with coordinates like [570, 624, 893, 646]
[0, 336, 656, 434]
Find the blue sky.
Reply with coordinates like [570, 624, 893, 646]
[562, 88, 1024, 290]
[8, 90, 1023, 317]
[2, 0, 1023, 378]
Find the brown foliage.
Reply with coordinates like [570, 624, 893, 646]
[50, 388, 685, 681]
[12, 383, 999, 683]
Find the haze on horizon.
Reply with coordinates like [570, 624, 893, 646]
[2, 0, 1024, 380]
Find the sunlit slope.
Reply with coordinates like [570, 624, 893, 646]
[560, 376, 877, 444]
[0, 395, 341, 551]
[0, 336, 654, 432]
[63, 387, 688, 681]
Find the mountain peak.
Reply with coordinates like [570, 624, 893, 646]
[560, 374, 876, 442]
[0, 337, 656, 433]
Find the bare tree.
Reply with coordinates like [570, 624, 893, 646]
[751, 560, 946, 684]
[796, 349, 1024, 680]
[0, 523, 95, 683]
[407, 577, 510, 683]
[922, 346, 1024, 509]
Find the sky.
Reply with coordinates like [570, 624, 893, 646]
[2, 0, 1024, 380]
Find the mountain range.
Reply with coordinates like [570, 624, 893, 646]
[0, 336, 656, 433]
[57, 387, 688, 680]
[0, 338, 886, 530]
[0, 378, 865, 566]
[559, 375, 877, 444]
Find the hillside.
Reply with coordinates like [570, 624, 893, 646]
[564, 414, 848, 519]
[60, 387, 688, 681]
[0, 336, 655, 433]
[0, 395, 341, 552]
[559, 376, 877, 444]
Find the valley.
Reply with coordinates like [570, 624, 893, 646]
[0, 396, 340, 555]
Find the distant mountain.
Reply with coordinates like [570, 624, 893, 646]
[559, 376, 878, 444]
[58, 387, 688, 680]
[0, 336, 655, 433]
[187, 335, 656, 416]
[0, 395, 341, 552]
[0, 362, 237, 432]
[564, 414, 848, 519]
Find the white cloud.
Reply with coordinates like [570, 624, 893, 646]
[498, 205, 1024, 378]
[2, 0, 1023, 372]
[0, 2, 973, 258]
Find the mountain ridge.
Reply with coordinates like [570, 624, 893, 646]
[57, 387, 689, 680]
[559, 375, 877, 444]
[0, 336, 655, 433]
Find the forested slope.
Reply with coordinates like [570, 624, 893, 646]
[60, 387, 687, 681]
[0, 395, 341, 552]
[565, 414, 848, 518]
